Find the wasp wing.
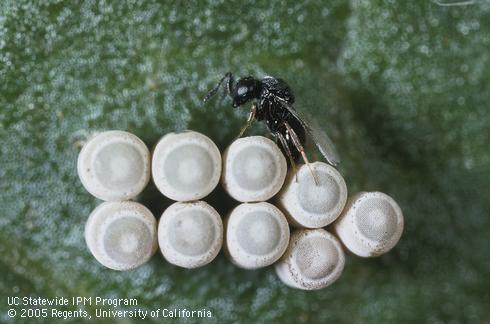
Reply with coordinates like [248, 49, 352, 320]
[275, 97, 340, 166]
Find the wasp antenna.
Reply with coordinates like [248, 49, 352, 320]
[203, 72, 234, 103]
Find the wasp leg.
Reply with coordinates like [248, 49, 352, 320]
[274, 132, 299, 182]
[203, 72, 234, 103]
[237, 103, 257, 139]
[283, 121, 319, 185]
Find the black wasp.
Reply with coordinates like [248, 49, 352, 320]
[203, 72, 340, 181]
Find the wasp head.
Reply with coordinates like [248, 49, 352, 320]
[232, 77, 260, 108]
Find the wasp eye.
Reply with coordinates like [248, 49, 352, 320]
[237, 86, 248, 96]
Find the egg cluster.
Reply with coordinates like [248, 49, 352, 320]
[78, 130, 403, 290]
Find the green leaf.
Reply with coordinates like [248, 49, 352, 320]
[1, 1, 489, 322]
